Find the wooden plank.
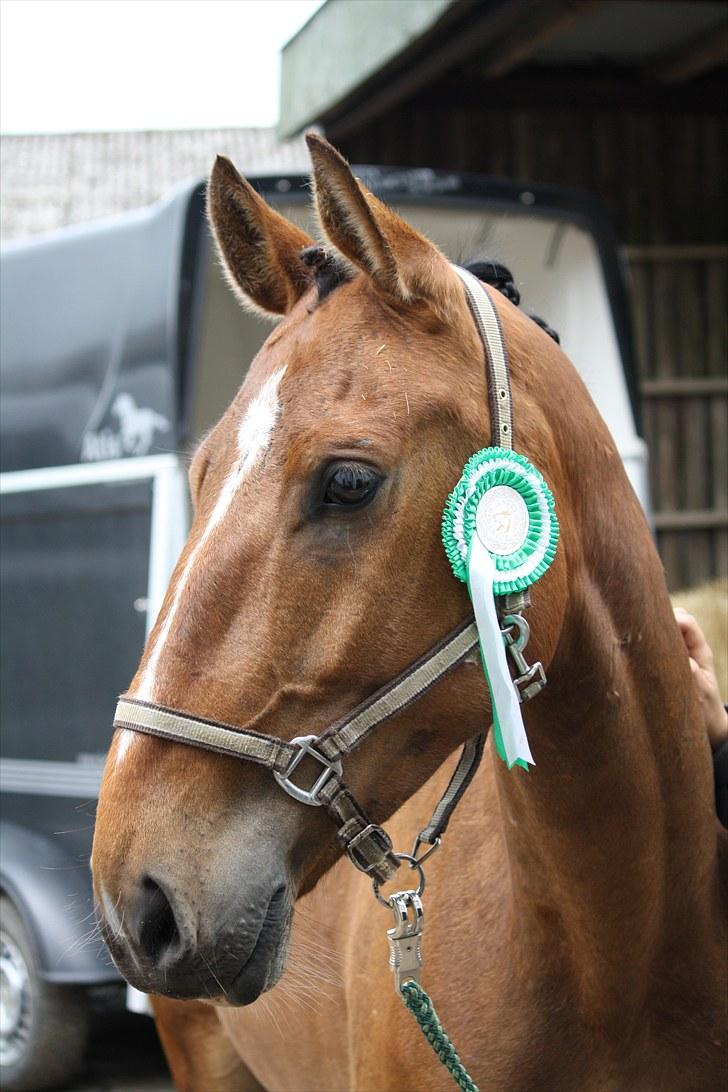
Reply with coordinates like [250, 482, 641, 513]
[513, 110, 535, 180]
[626, 244, 728, 262]
[655, 401, 680, 512]
[420, 69, 728, 116]
[629, 263, 653, 381]
[674, 116, 701, 242]
[641, 377, 728, 397]
[652, 509, 728, 531]
[710, 394, 728, 510]
[647, 115, 670, 243]
[624, 114, 652, 243]
[649, 21, 728, 85]
[683, 397, 709, 510]
[652, 262, 680, 377]
[651, 259, 679, 517]
[705, 260, 728, 377]
[642, 400, 657, 499]
[681, 530, 713, 590]
[642, 377, 728, 397]
[484, 107, 512, 178]
[480, 1, 605, 80]
[676, 261, 704, 379]
[591, 112, 622, 230]
[715, 531, 728, 581]
[701, 117, 727, 242]
[658, 531, 682, 592]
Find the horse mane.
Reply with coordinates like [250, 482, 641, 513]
[464, 258, 560, 344]
[299, 243, 560, 344]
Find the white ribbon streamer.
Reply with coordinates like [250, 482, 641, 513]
[467, 536, 534, 769]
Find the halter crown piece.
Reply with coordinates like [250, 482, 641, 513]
[112, 265, 557, 887]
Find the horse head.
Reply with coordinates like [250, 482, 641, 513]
[91, 136, 570, 1005]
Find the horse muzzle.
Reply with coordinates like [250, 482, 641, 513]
[98, 872, 293, 1005]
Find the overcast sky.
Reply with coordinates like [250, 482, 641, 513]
[0, 0, 324, 134]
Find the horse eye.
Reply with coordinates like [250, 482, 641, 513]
[323, 463, 381, 508]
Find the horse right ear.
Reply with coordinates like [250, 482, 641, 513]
[207, 156, 315, 316]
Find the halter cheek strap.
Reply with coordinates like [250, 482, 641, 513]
[112, 270, 531, 885]
[456, 265, 514, 449]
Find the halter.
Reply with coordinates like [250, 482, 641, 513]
[112, 268, 546, 887]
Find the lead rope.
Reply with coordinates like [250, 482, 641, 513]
[375, 861, 479, 1092]
[400, 981, 479, 1092]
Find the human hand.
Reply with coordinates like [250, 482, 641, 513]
[674, 607, 728, 751]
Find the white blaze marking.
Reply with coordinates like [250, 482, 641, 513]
[130, 367, 286, 710]
[114, 728, 136, 766]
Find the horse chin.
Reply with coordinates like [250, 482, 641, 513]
[223, 897, 293, 1007]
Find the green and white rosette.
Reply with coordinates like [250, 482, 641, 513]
[442, 447, 559, 770]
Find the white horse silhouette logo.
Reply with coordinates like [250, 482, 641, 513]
[112, 393, 171, 455]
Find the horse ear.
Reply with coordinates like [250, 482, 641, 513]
[207, 156, 315, 316]
[306, 133, 457, 318]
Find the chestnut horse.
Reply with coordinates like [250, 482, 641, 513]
[92, 136, 726, 1091]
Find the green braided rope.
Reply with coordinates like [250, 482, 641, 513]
[400, 980, 479, 1092]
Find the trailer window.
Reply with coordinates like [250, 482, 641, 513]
[0, 480, 151, 762]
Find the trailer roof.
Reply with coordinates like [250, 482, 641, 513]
[0, 166, 636, 474]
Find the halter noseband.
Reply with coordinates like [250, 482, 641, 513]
[112, 268, 539, 886]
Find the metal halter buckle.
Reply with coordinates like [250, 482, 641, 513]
[273, 735, 343, 806]
[345, 823, 395, 875]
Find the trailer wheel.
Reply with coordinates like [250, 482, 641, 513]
[0, 895, 89, 1091]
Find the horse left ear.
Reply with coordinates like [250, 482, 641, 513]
[306, 133, 459, 320]
[207, 155, 315, 316]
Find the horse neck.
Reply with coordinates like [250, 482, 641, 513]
[488, 371, 720, 1017]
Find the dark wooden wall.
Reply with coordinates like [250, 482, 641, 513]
[336, 101, 728, 591]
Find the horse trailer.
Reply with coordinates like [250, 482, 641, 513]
[0, 164, 645, 1089]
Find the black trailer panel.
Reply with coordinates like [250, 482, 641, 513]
[0, 187, 194, 473]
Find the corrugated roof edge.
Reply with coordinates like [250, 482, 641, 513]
[1, 127, 309, 242]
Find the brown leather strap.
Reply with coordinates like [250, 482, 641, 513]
[319, 778, 400, 883]
[454, 267, 514, 449]
[114, 696, 294, 771]
[416, 733, 485, 846]
[114, 620, 478, 774]
[318, 619, 478, 760]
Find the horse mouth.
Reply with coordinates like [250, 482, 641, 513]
[225, 885, 291, 1006]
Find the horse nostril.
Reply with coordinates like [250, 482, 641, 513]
[136, 877, 182, 963]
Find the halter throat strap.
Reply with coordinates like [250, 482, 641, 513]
[113, 272, 515, 885]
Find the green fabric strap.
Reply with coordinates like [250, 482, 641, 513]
[399, 981, 480, 1092]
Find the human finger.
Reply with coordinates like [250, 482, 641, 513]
[673, 607, 714, 668]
